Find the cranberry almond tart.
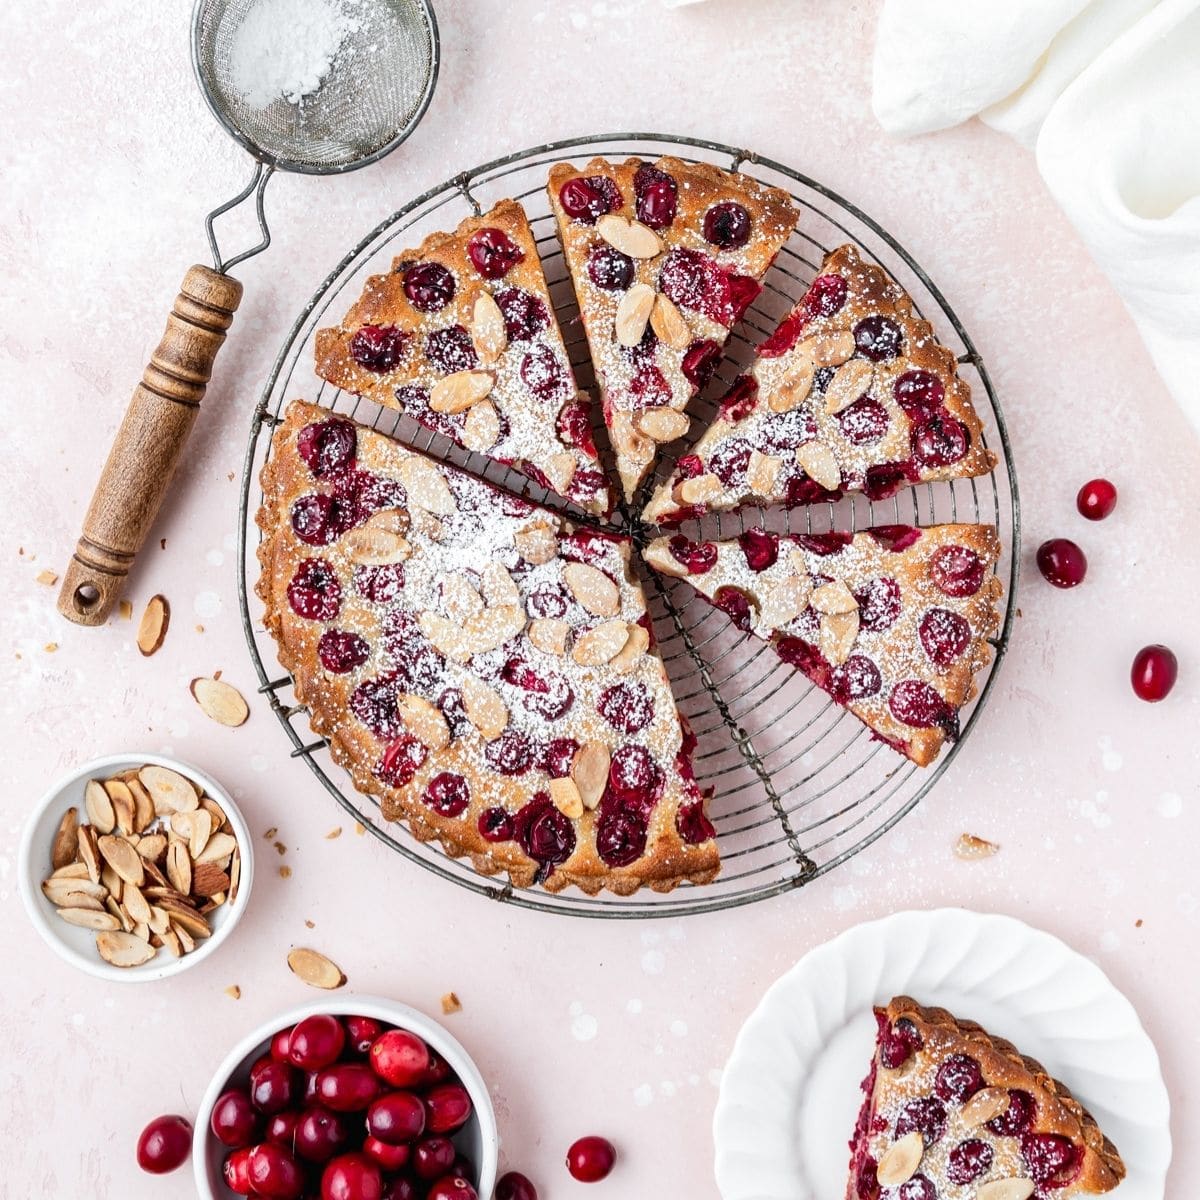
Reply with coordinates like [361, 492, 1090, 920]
[257, 401, 717, 894]
[643, 245, 996, 525]
[314, 199, 613, 516]
[547, 156, 798, 502]
[849, 997, 1125, 1200]
[643, 524, 1002, 765]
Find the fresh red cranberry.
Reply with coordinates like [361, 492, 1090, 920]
[403, 262, 455, 312]
[855, 578, 901, 632]
[485, 731, 537, 776]
[934, 1053, 983, 1103]
[425, 325, 478, 374]
[667, 533, 716, 575]
[735, 527, 777, 572]
[467, 227, 523, 279]
[830, 656, 882, 703]
[1036, 538, 1087, 588]
[713, 585, 755, 633]
[422, 771, 470, 817]
[478, 806, 514, 842]
[494, 286, 549, 341]
[559, 175, 621, 223]
[295, 1107, 351, 1163]
[566, 1136, 616, 1183]
[718, 375, 759, 422]
[266, 1111, 298, 1144]
[676, 800, 716, 844]
[290, 493, 355, 546]
[289, 1014, 347, 1071]
[251, 1062, 300, 1115]
[424, 1084, 472, 1134]
[520, 345, 567, 402]
[863, 460, 919, 500]
[586, 242, 634, 290]
[837, 396, 889, 445]
[597, 681, 654, 733]
[350, 325, 409, 373]
[413, 1137, 457, 1180]
[224, 1146, 254, 1193]
[911, 411, 970, 468]
[930, 544, 985, 597]
[892, 369, 944, 412]
[803, 274, 848, 319]
[211, 1089, 260, 1148]
[703, 201, 751, 249]
[345, 1016, 385, 1056]
[376, 735, 429, 788]
[919, 607, 971, 666]
[351, 675, 404, 740]
[514, 794, 576, 867]
[895, 1096, 947, 1145]
[878, 1017, 923, 1068]
[1077, 477, 1117, 520]
[248, 1142, 304, 1199]
[382, 1179, 419, 1200]
[427, 1179, 477, 1200]
[322, 1151, 384, 1200]
[1131, 644, 1178, 701]
[367, 1091, 426, 1144]
[362, 1136, 410, 1171]
[136, 1114, 191, 1174]
[299, 419, 358, 478]
[288, 558, 342, 621]
[1022, 1133, 1083, 1186]
[681, 339, 722, 390]
[369, 1030, 430, 1088]
[304, 1071, 322, 1103]
[316, 1063, 381, 1112]
[270, 1028, 293, 1062]
[853, 315, 903, 361]
[986, 1089, 1036, 1137]
[496, 1171, 538, 1200]
[556, 398, 597, 455]
[947, 1139, 993, 1185]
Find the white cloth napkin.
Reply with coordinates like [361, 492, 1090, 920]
[873, 0, 1200, 434]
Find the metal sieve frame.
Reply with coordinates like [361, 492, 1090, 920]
[236, 133, 1021, 919]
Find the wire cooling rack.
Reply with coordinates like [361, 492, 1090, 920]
[237, 133, 1020, 918]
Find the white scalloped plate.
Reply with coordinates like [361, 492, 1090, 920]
[714, 909, 1170, 1199]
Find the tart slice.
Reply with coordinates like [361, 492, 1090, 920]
[257, 400, 717, 895]
[548, 156, 798, 502]
[849, 997, 1125, 1199]
[314, 199, 612, 515]
[642, 245, 996, 525]
[643, 524, 1002, 765]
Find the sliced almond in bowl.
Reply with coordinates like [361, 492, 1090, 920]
[51, 807, 79, 870]
[96, 930, 157, 968]
[139, 766, 199, 815]
[84, 780, 115, 834]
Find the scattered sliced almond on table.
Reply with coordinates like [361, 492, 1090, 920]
[136, 594, 170, 656]
[40, 763, 241, 968]
[955, 833, 1000, 860]
[287, 947, 346, 990]
[191, 677, 250, 727]
[441, 992, 462, 1015]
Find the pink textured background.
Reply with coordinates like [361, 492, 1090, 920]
[2, 1, 1198, 1196]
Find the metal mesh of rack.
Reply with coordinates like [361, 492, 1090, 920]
[237, 133, 1020, 918]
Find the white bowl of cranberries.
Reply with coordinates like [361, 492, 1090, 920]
[191, 997, 498, 1200]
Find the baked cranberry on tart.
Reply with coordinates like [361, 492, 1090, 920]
[548, 156, 798, 503]
[643, 244, 996, 526]
[314, 199, 612, 516]
[257, 400, 717, 895]
[849, 997, 1125, 1200]
[643, 524, 1003, 766]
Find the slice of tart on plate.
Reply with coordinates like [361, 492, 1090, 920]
[256, 400, 717, 894]
[314, 199, 612, 516]
[850, 996, 1126, 1199]
[642, 244, 996, 526]
[547, 155, 798, 503]
[643, 523, 1002, 765]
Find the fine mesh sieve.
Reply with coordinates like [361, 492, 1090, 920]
[58, 0, 439, 627]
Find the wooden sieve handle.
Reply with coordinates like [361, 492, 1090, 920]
[58, 265, 244, 626]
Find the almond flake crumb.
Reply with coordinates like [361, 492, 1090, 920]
[264, 827, 278, 840]
[160, 538, 167, 550]
[279, 866, 292, 879]
[225, 984, 241, 1000]
[441, 992, 462, 1015]
[119, 600, 133, 620]
[954, 833, 999, 860]
[44, 643, 59, 653]
[196, 624, 205, 633]
[305, 919, 315, 928]
[274, 841, 287, 856]
[354, 822, 366, 836]
[326, 827, 343, 840]
[1135, 918, 1144, 928]
[36, 569, 58, 586]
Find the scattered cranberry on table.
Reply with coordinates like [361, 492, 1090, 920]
[1036, 538, 1088, 588]
[1131, 644, 1178, 702]
[1076, 477, 1118, 520]
[496, 1170, 538, 1200]
[135, 1113, 192, 1174]
[566, 1135, 617, 1182]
